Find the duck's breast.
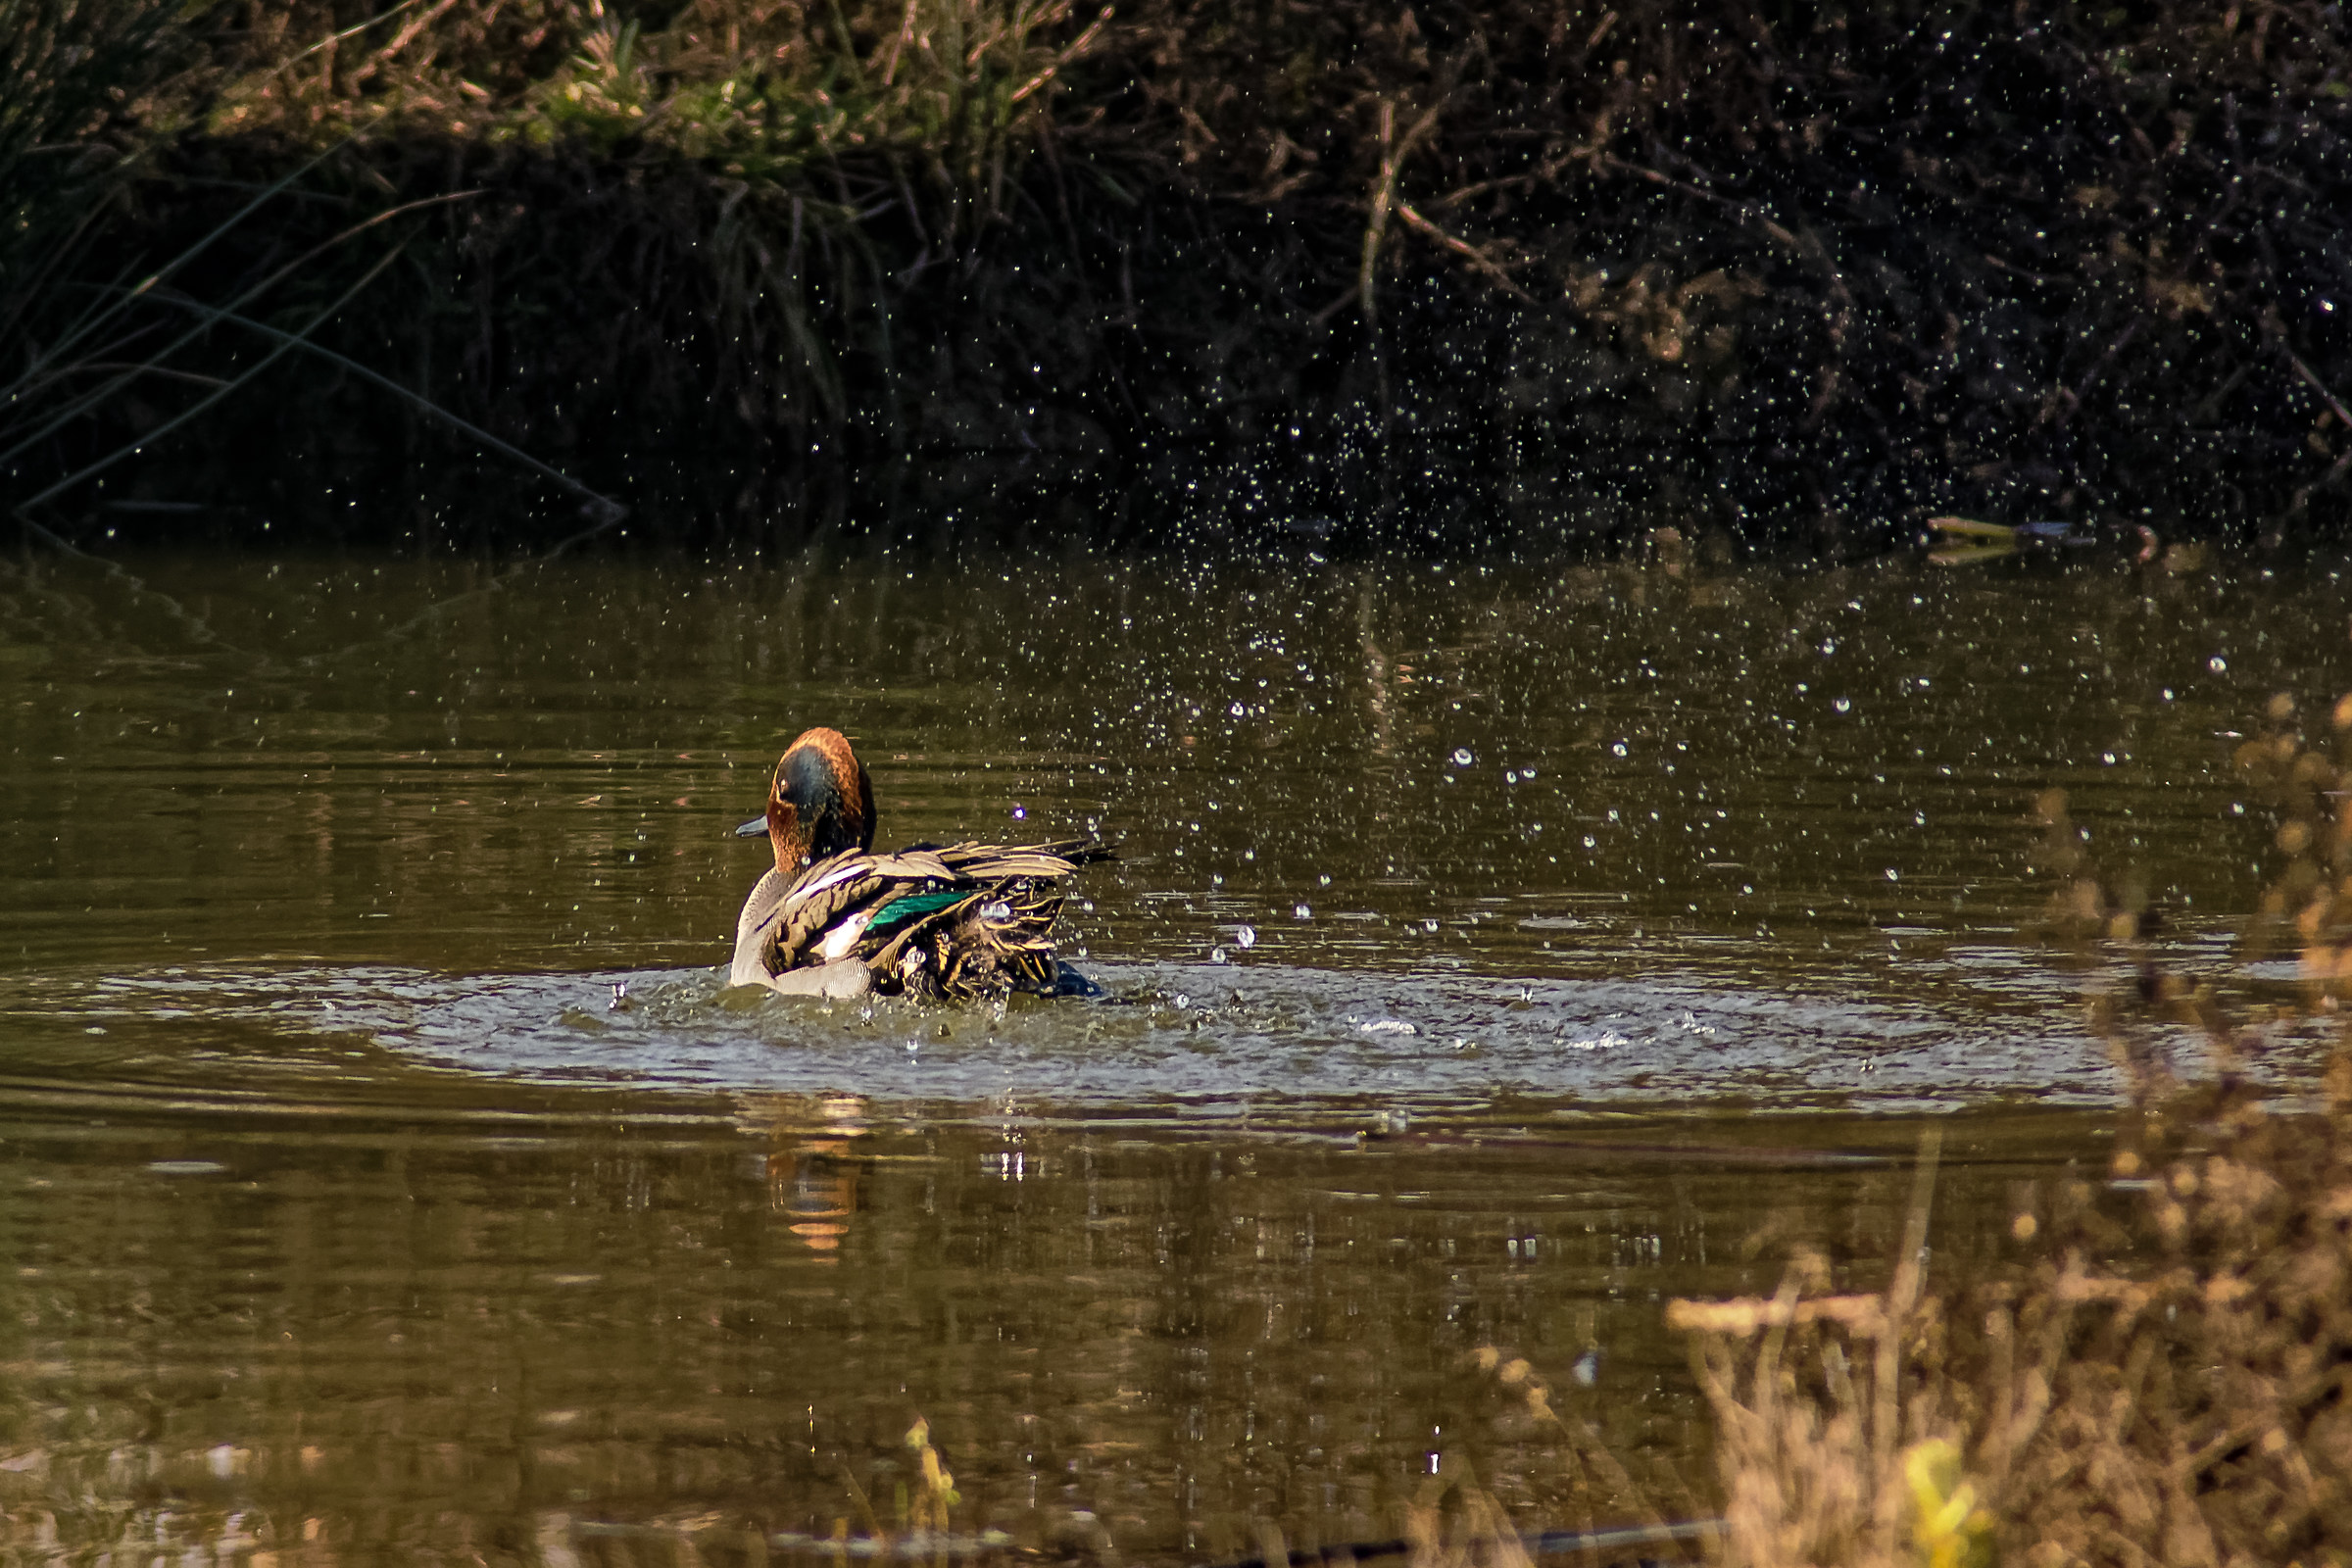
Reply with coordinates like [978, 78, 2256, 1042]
[731, 868, 794, 987]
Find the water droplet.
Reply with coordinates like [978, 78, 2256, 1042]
[1885, 867, 1901, 881]
[1010, 804, 1026, 819]
[1293, 903, 1312, 919]
[1450, 747, 1475, 766]
[1230, 702, 1247, 717]
[1611, 741, 1629, 757]
[1833, 696, 1852, 713]
[1210, 947, 1227, 963]
[2210, 656, 2228, 672]
[1235, 925, 1256, 949]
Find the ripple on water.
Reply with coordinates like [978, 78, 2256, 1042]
[30, 958, 2128, 1118]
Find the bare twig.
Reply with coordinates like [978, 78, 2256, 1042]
[1009, 5, 1108, 104]
[878, 0, 917, 83]
[1309, 283, 1361, 328]
[365, 0, 469, 75]
[1394, 202, 1535, 304]
[2273, 330, 2352, 517]
[1358, 93, 1447, 324]
[2039, 318, 2142, 428]
[2279, 336, 2352, 426]
[1359, 98, 1396, 325]
[1601, 155, 1802, 252]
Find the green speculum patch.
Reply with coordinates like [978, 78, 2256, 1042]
[869, 889, 977, 931]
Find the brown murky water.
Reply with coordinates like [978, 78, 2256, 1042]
[0, 542, 2344, 1565]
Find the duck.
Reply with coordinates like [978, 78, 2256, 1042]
[730, 727, 1113, 1002]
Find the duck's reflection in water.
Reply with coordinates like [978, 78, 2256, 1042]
[753, 1093, 871, 1260]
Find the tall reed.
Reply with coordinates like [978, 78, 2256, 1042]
[1668, 689, 2352, 1567]
[4, 0, 196, 517]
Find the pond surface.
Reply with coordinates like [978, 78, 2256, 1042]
[0, 542, 2344, 1566]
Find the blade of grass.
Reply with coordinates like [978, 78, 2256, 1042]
[13, 242, 409, 518]
[146, 289, 627, 521]
[0, 187, 474, 466]
[9, 120, 381, 398]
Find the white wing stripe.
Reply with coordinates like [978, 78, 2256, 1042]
[815, 909, 874, 960]
[785, 859, 869, 908]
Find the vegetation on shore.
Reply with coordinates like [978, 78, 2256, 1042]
[8, 0, 2352, 547]
[1664, 688, 2352, 1567]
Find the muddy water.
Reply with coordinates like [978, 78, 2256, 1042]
[0, 544, 2345, 1565]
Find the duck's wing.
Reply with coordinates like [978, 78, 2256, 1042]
[741, 840, 1114, 992]
[739, 850, 928, 977]
[861, 840, 1114, 1000]
[851, 884, 1038, 1000]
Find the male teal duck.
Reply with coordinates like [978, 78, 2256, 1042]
[730, 727, 1112, 1002]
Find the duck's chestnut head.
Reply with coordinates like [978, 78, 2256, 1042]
[736, 727, 875, 871]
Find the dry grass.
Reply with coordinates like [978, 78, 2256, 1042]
[1668, 689, 2352, 1568]
[184, 0, 1110, 238]
[2235, 692, 2352, 995]
[1676, 1079, 2352, 1568]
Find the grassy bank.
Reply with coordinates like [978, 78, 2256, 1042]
[8, 0, 2352, 550]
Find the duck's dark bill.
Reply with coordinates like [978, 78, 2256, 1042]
[734, 814, 769, 839]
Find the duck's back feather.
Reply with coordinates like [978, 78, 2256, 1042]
[733, 839, 1111, 1002]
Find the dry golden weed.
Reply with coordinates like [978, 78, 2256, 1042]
[1670, 690, 2352, 1568]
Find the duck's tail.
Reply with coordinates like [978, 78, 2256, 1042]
[926, 839, 1117, 876]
